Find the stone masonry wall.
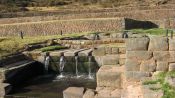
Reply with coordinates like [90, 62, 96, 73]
[125, 37, 175, 82]
[0, 18, 124, 37]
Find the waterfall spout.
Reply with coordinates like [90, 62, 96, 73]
[88, 55, 93, 79]
[58, 55, 65, 78]
[75, 56, 80, 78]
[44, 52, 50, 74]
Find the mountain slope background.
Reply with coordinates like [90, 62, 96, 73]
[0, 0, 174, 13]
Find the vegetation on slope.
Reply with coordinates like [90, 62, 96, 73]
[143, 71, 175, 98]
[127, 28, 168, 35]
[0, 0, 173, 13]
[0, 32, 91, 57]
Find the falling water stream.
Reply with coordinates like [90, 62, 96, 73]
[57, 55, 65, 78]
[75, 55, 80, 78]
[88, 55, 93, 79]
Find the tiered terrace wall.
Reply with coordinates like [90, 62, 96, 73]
[0, 18, 124, 36]
[0, 8, 175, 36]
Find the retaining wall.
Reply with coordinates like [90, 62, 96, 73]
[0, 9, 175, 24]
[125, 37, 175, 82]
[0, 18, 124, 36]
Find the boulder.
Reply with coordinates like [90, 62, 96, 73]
[169, 39, 175, 51]
[153, 51, 170, 61]
[140, 59, 156, 72]
[63, 87, 84, 98]
[156, 61, 169, 71]
[126, 37, 149, 51]
[169, 63, 175, 71]
[83, 89, 95, 98]
[148, 37, 168, 51]
[126, 51, 152, 60]
[97, 66, 121, 88]
[125, 59, 141, 71]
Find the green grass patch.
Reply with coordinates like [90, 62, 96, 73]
[143, 80, 159, 85]
[126, 28, 167, 35]
[144, 71, 175, 98]
[142, 71, 175, 97]
[39, 46, 67, 52]
[162, 83, 175, 98]
[150, 87, 161, 91]
[0, 32, 92, 57]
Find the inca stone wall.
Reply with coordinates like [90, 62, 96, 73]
[125, 37, 175, 82]
[0, 18, 124, 36]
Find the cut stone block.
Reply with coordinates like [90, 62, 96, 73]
[0, 83, 11, 97]
[78, 49, 93, 56]
[140, 59, 156, 72]
[119, 58, 125, 65]
[169, 63, 175, 71]
[126, 51, 152, 60]
[111, 47, 119, 54]
[63, 87, 84, 98]
[149, 37, 168, 51]
[126, 38, 149, 51]
[125, 71, 151, 82]
[125, 59, 141, 71]
[93, 47, 106, 56]
[105, 47, 112, 54]
[0, 69, 6, 81]
[169, 51, 175, 62]
[169, 39, 175, 51]
[83, 89, 95, 98]
[119, 47, 126, 54]
[95, 88, 121, 98]
[37, 56, 45, 64]
[102, 55, 119, 65]
[156, 61, 169, 71]
[97, 66, 121, 88]
[153, 51, 170, 61]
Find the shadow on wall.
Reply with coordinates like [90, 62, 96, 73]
[125, 18, 159, 30]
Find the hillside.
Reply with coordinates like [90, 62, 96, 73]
[0, 0, 174, 13]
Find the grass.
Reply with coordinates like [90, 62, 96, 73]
[39, 46, 68, 52]
[126, 28, 167, 35]
[0, 32, 91, 57]
[143, 71, 175, 98]
[143, 80, 159, 85]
